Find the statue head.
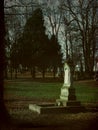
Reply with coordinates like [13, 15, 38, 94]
[64, 57, 73, 67]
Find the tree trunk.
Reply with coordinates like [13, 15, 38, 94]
[69, 33, 73, 60]
[65, 31, 69, 58]
[42, 69, 45, 79]
[15, 68, 17, 79]
[53, 66, 56, 78]
[4, 67, 8, 79]
[31, 66, 36, 79]
[0, 0, 11, 127]
[10, 65, 13, 79]
[83, 36, 95, 78]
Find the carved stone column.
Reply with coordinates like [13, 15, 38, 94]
[56, 60, 81, 107]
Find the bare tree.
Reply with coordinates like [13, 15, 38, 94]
[43, 2, 63, 38]
[59, 0, 97, 76]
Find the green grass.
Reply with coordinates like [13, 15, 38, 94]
[4, 81, 62, 100]
[4, 80, 98, 103]
[4, 80, 98, 129]
[74, 82, 98, 103]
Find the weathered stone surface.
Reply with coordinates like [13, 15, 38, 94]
[29, 103, 85, 114]
[29, 61, 85, 114]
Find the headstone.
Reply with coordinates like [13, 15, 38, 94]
[60, 62, 71, 101]
[56, 60, 81, 107]
[29, 59, 85, 114]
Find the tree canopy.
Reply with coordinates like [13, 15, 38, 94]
[15, 8, 62, 78]
[4, 0, 98, 79]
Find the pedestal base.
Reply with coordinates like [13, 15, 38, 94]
[56, 99, 81, 107]
[56, 86, 82, 107]
[29, 103, 85, 114]
[29, 86, 86, 114]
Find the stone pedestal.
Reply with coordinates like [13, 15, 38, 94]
[29, 61, 85, 114]
[56, 85, 81, 107]
[29, 85, 85, 114]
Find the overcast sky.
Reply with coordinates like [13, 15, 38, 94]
[4, 0, 59, 7]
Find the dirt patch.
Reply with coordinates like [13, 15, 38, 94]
[3, 100, 98, 130]
[3, 111, 98, 130]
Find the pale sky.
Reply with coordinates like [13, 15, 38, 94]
[4, 0, 59, 7]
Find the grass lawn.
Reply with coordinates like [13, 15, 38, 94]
[3, 79, 98, 130]
[4, 79, 98, 103]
